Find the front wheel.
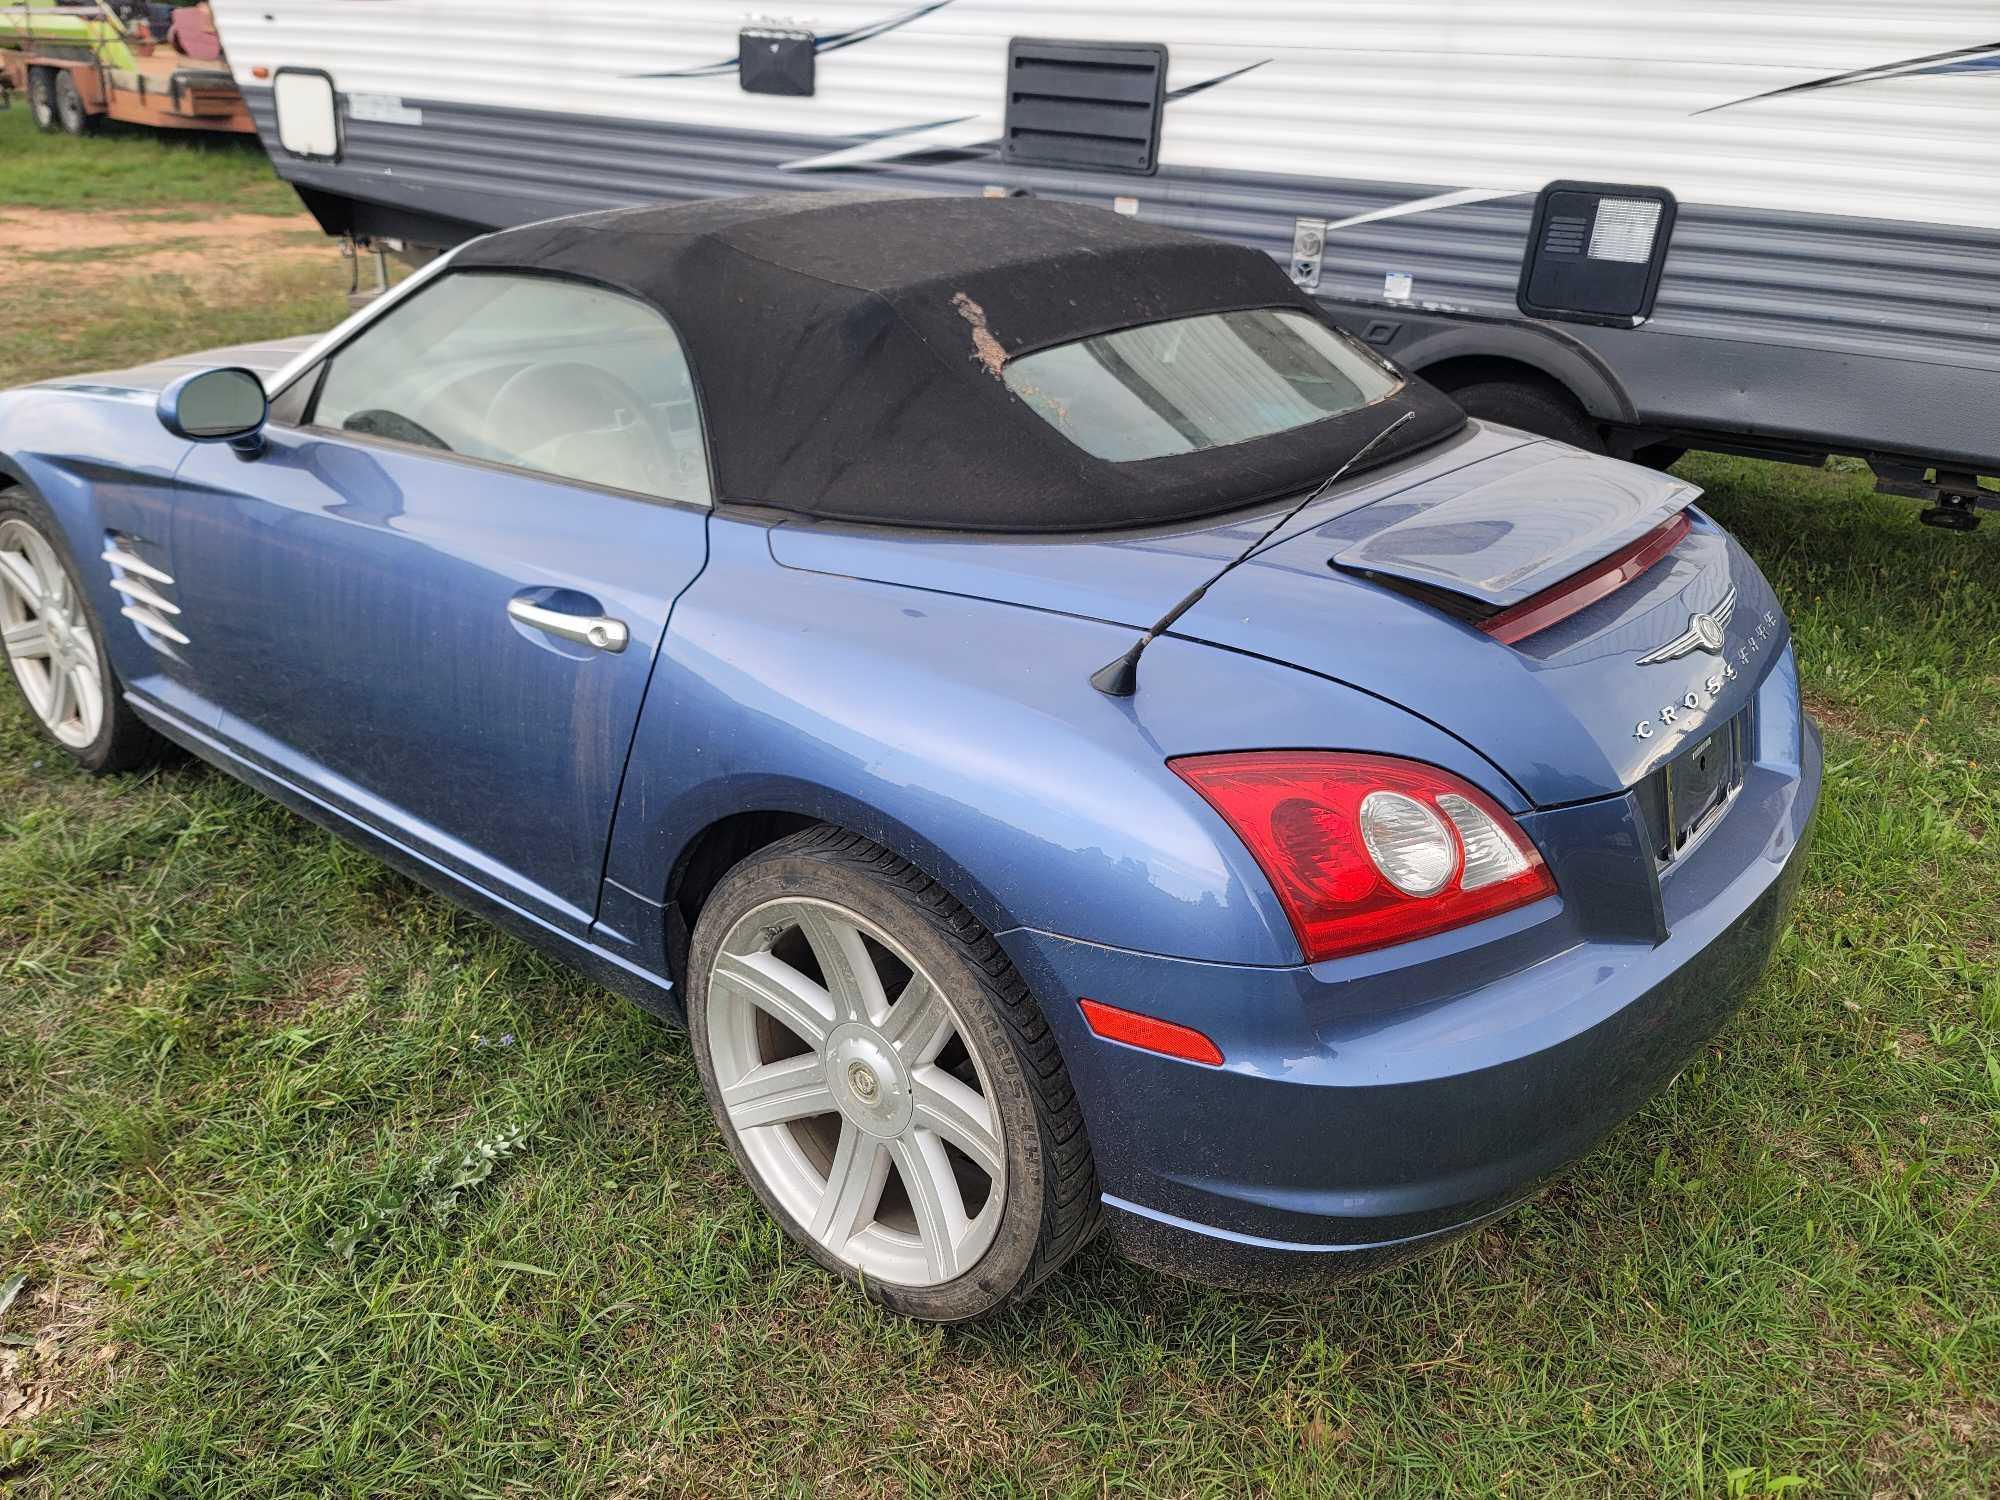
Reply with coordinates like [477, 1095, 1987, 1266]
[27, 68, 58, 132]
[687, 826, 1099, 1321]
[0, 488, 171, 773]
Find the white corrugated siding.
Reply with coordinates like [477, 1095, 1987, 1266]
[209, 1, 2000, 230]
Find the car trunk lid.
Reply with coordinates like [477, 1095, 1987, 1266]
[769, 426, 1783, 807]
[1321, 439, 1698, 608]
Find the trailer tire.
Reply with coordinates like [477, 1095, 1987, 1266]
[54, 70, 96, 137]
[1444, 378, 1606, 455]
[27, 68, 58, 132]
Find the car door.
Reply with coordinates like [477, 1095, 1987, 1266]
[169, 271, 713, 936]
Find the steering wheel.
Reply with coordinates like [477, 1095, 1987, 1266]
[484, 361, 671, 490]
[343, 408, 452, 452]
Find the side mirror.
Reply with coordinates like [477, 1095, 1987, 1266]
[158, 367, 268, 456]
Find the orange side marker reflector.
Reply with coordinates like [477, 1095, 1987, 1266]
[1079, 998, 1224, 1067]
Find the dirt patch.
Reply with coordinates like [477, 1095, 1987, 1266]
[241, 958, 369, 1028]
[0, 207, 332, 287]
[1800, 688, 1914, 752]
[0, 1224, 126, 1441]
[950, 291, 1008, 379]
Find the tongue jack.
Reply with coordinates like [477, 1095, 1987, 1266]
[1091, 411, 1415, 698]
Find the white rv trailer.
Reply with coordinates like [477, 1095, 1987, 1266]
[208, 1, 2000, 527]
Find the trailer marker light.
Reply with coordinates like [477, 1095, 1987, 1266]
[1078, 999, 1224, 1067]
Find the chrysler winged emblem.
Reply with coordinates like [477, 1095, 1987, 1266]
[1636, 586, 1737, 665]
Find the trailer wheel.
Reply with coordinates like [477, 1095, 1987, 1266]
[53, 70, 96, 136]
[27, 68, 58, 132]
[1442, 378, 1606, 455]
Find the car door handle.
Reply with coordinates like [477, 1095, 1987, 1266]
[506, 597, 630, 653]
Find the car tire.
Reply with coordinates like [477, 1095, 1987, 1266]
[27, 68, 58, 132]
[1446, 378, 1607, 454]
[53, 70, 96, 137]
[687, 825, 1099, 1321]
[0, 486, 172, 774]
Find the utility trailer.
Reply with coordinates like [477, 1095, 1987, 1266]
[1, 1, 253, 138]
[207, 0, 1998, 529]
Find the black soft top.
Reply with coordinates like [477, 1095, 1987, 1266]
[455, 192, 1463, 532]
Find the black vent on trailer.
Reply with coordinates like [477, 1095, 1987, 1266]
[740, 27, 815, 96]
[1002, 38, 1168, 176]
[1518, 180, 1678, 328]
[1539, 211, 1589, 258]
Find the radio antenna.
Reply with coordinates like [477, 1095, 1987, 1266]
[1090, 409, 1416, 697]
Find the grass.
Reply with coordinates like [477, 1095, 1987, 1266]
[14, 237, 209, 265]
[0, 105, 297, 214]
[0, 94, 348, 391]
[0, 252, 348, 390]
[0, 144, 1996, 1498]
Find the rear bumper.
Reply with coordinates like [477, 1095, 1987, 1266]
[1002, 715, 1820, 1292]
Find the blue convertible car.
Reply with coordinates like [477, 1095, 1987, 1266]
[0, 194, 1818, 1320]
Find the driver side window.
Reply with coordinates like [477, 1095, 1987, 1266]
[310, 271, 711, 504]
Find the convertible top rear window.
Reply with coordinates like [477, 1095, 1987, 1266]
[1003, 309, 1401, 462]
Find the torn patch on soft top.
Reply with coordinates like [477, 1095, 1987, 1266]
[951, 292, 1007, 378]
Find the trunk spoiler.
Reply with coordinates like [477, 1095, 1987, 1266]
[1329, 443, 1698, 605]
[1327, 441, 1698, 642]
[1477, 510, 1691, 644]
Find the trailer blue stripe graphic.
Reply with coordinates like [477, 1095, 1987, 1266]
[631, 0, 955, 80]
[1697, 42, 2000, 114]
[772, 60, 1271, 173]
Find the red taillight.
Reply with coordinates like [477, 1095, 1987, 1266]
[1171, 752, 1556, 962]
[1479, 510, 1691, 646]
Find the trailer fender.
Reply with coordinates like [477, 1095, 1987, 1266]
[1319, 303, 1635, 427]
[1399, 322, 1635, 425]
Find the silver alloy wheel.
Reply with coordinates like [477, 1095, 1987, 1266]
[0, 517, 104, 749]
[706, 897, 1008, 1287]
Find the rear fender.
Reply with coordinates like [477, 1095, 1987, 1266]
[603, 517, 1528, 968]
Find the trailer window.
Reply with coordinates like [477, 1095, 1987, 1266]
[272, 70, 339, 160]
[1003, 309, 1400, 462]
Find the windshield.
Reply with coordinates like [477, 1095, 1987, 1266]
[1002, 308, 1402, 462]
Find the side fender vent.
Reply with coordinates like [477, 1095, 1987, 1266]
[1001, 37, 1167, 176]
[103, 535, 189, 649]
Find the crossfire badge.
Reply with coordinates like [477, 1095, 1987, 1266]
[1633, 588, 1781, 740]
